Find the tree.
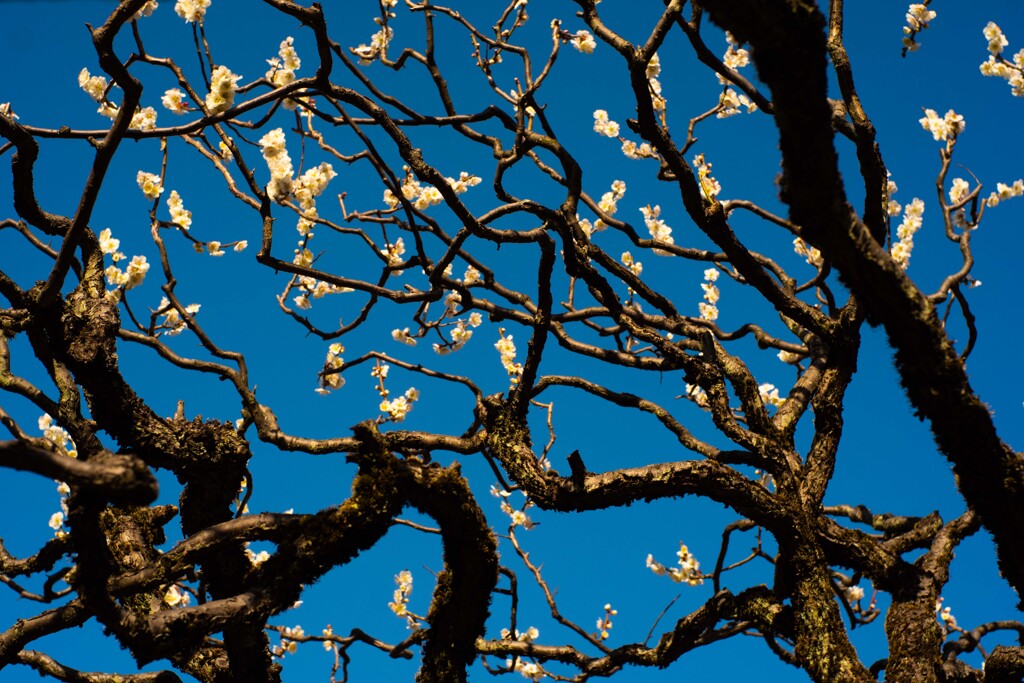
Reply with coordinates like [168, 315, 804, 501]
[1, 0, 1023, 681]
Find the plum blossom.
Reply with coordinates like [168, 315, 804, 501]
[205, 65, 242, 114]
[388, 570, 414, 620]
[596, 604, 617, 640]
[902, 3, 936, 52]
[175, 0, 210, 23]
[78, 68, 107, 102]
[132, 0, 159, 19]
[129, 106, 158, 130]
[593, 109, 620, 137]
[984, 21, 1008, 55]
[698, 267, 720, 321]
[693, 153, 721, 202]
[571, 30, 596, 54]
[138, 171, 163, 200]
[646, 542, 703, 586]
[392, 328, 417, 345]
[978, 25, 1024, 97]
[640, 204, 673, 253]
[39, 414, 77, 459]
[793, 237, 823, 268]
[759, 382, 785, 409]
[352, 26, 393, 65]
[892, 198, 925, 269]
[919, 108, 965, 142]
[985, 179, 1024, 207]
[317, 343, 345, 393]
[495, 329, 523, 387]
[156, 297, 201, 336]
[162, 88, 190, 114]
[167, 190, 192, 230]
[259, 128, 294, 202]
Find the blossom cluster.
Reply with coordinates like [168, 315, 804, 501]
[596, 603, 617, 641]
[392, 327, 417, 346]
[295, 163, 338, 213]
[201, 239, 246, 257]
[100, 224, 149, 291]
[373, 360, 419, 423]
[105, 255, 150, 291]
[132, 0, 159, 19]
[432, 309, 483, 356]
[162, 89, 190, 114]
[383, 168, 481, 212]
[979, 22, 1024, 97]
[717, 34, 756, 118]
[137, 171, 163, 200]
[947, 177, 973, 228]
[984, 179, 1024, 207]
[621, 138, 657, 160]
[570, 29, 596, 54]
[684, 383, 709, 410]
[47, 481, 71, 537]
[844, 584, 865, 603]
[388, 570, 419, 629]
[78, 68, 158, 129]
[259, 127, 342, 309]
[778, 349, 802, 364]
[501, 626, 539, 642]
[156, 297, 201, 336]
[175, 0, 210, 23]
[646, 52, 666, 113]
[266, 37, 301, 88]
[39, 415, 76, 536]
[317, 343, 345, 393]
[936, 598, 958, 630]
[592, 109, 619, 137]
[507, 659, 544, 681]
[166, 190, 192, 230]
[592, 56, 665, 159]
[759, 382, 785, 409]
[291, 164, 347, 304]
[621, 251, 642, 280]
[266, 37, 302, 109]
[698, 267, 719, 321]
[887, 174, 903, 219]
[321, 626, 335, 652]
[719, 34, 749, 79]
[502, 627, 544, 680]
[902, 3, 936, 53]
[492, 485, 535, 529]
[919, 108, 965, 142]
[205, 65, 242, 114]
[274, 625, 304, 657]
[575, 179, 625, 237]
[692, 153, 721, 203]
[891, 198, 924, 270]
[718, 88, 756, 119]
[598, 179, 627, 218]
[792, 237, 823, 268]
[260, 128, 295, 202]
[640, 204, 674, 252]
[646, 542, 703, 586]
[245, 543, 271, 567]
[164, 584, 191, 607]
[353, 26, 394, 65]
[78, 68, 107, 103]
[495, 329, 523, 388]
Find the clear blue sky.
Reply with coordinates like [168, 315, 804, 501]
[1, 1, 1022, 681]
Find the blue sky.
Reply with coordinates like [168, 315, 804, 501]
[1, 1, 1022, 681]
